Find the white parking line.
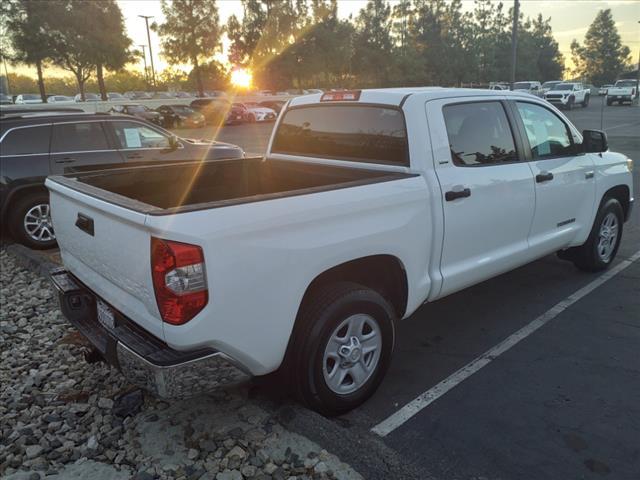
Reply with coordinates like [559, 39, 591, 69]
[372, 250, 640, 437]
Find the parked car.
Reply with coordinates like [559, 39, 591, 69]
[190, 98, 231, 124]
[512, 81, 543, 97]
[541, 80, 563, 94]
[152, 92, 174, 99]
[489, 84, 508, 91]
[156, 104, 206, 128]
[14, 94, 43, 104]
[606, 79, 639, 105]
[107, 92, 126, 100]
[0, 112, 244, 249]
[258, 100, 286, 113]
[598, 85, 612, 96]
[226, 103, 247, 125]
[46, 88, 633, 414]
[305, 89, 324, 94]
[544, 82, 590, 109]
[241, 102, 277, 122]
[174, 91, 193, 98]
[74, 93, 100, 102]
[1, 93, 14, 104]
[109, 104, 163, 125]
[124, 91, 152, 100]
[47, 95, 75, 103]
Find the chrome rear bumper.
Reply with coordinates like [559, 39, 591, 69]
[50, 268, 249, 398]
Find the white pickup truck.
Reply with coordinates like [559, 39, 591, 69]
[606, 79, 639, 105]
[544, 82, 590, 109]
[47, 88, 634, 415]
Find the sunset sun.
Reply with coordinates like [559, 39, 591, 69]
[230, 68, 252, 89]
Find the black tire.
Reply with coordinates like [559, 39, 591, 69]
[571, 197, 624, 272]
[582, 94, 589, 107]
[9, 192, 57, 250]
[287, 282, 396, 416]
[566, 97, 574, 110]
[606, 99, 612, 106]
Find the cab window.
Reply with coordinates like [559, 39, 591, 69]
[51, 122, 109, 153]
[443, 101, 518, 166]
[1, 125, 51, 155]
[515, 102, 573, 159]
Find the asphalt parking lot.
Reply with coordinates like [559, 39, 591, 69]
[200, 95, 639, 480]
[3, 95, 638, 479]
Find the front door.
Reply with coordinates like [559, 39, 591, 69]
[105, 120, 184, 164]
[511, 101, 596, 255]
[428, 98, 536, 297]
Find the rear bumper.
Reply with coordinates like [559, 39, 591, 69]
[50, 268, 250, 398]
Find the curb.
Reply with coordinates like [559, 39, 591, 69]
[5, 244, 60, 279]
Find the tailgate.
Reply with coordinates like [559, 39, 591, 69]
[46, 178, 163, 340]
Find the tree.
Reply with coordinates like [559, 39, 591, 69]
[353, 0, 393, 87]
[92, 1, 133, 100]
[3, 0, 57, 102]
[154, 0, 223, 97]
[570, 9, 630, 85]
[528, 14, 563, 81]
[48, 0, 101, 100]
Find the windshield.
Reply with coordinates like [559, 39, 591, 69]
[555, 84, 575, 91]
[542, 81, 560, 88]
[23, 94, 40, 99]
[513, 82, 531, 89]
[615, 80, 636, 87]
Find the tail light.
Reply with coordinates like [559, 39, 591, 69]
[151, 237, 208, 325]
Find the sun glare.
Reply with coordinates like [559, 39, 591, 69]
[230, 68, 252, 89]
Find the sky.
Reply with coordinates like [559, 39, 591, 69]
[6, 0, 640, 79]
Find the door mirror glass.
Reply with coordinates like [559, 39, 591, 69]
[582, 129, 608, 153]
[168, 135, 179, 151]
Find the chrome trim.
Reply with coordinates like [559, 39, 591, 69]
[51, 149, 118, 155]
[116, 342, 250, 398]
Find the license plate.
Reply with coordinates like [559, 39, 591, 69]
[97, 299, 115, 329]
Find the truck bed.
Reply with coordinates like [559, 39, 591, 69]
[49, 157, 413, 215]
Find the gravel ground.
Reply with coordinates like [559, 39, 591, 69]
[0, 248, 362, 480]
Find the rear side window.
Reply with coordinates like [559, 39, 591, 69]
[271, 105, 408, 165]
[443, 102, 518, 166]
[52, 122, 109, 153]
[1, 125, 51, 155]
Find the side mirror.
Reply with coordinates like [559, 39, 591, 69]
[582, 129, 608, 153]
[168, 135, 180, 151]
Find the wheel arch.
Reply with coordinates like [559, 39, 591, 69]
[602, 184, 631, 222]
[2, 183, 49, 223]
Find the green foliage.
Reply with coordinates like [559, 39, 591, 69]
[154, 0, 223, 96]
[570, 9, 631, 85]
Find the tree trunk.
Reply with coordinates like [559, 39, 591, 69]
[36, 59, 47, 103]
[194, 57, 204, 97]
[75, 70, 86, 102]
[97, 63, 107, 100]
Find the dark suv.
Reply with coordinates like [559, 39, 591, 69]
[0, 112, 244, 249]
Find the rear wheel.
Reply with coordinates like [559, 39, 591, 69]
[288, 282, 395, 416]
[571, 198, 624, 272]
[9, 192, 57, 250]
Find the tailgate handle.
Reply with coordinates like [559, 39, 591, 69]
[75, 213, 94, 236]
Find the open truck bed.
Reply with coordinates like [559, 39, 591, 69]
[49, 156, 413, 215]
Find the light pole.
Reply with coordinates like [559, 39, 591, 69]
[139, 15, 156, 89]
[138, 44, 148, 86]
[510, 0, 520, 89]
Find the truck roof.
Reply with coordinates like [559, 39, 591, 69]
[289, 87, 538, 108]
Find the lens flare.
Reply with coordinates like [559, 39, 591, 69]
[231, 69, 252, 89]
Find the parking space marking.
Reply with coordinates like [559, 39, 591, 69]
[604, 122, 640, 132]
[372, 250, 640, 437]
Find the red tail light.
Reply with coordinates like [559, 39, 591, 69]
[151, 237, 208, 325]
[320, 90, 361, 102]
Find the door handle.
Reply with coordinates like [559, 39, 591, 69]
[445, 188, 471, 201]
[126, 153, 143, 160]
[56, 157, 75, 164]
[585, 171, 594, 179]
[536, 172, 554, 183]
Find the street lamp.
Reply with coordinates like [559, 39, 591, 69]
[139, 15, 156, 89]
[138, 44, 148, 86]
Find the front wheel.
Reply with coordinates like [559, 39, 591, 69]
[9, 192, 57, 250]
[582, 95, 589, 107]
[288, 282, 395, 416]
[572, 198, 624, 272]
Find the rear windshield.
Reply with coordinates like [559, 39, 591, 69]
[513, 82, 531, 89]
[271, 105, 408, 165]
[615, 80, 636, 87]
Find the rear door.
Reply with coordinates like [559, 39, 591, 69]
[427, 98, 536, 297]
[49, 121, 122, 174]
[511, 100, 596, 253]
